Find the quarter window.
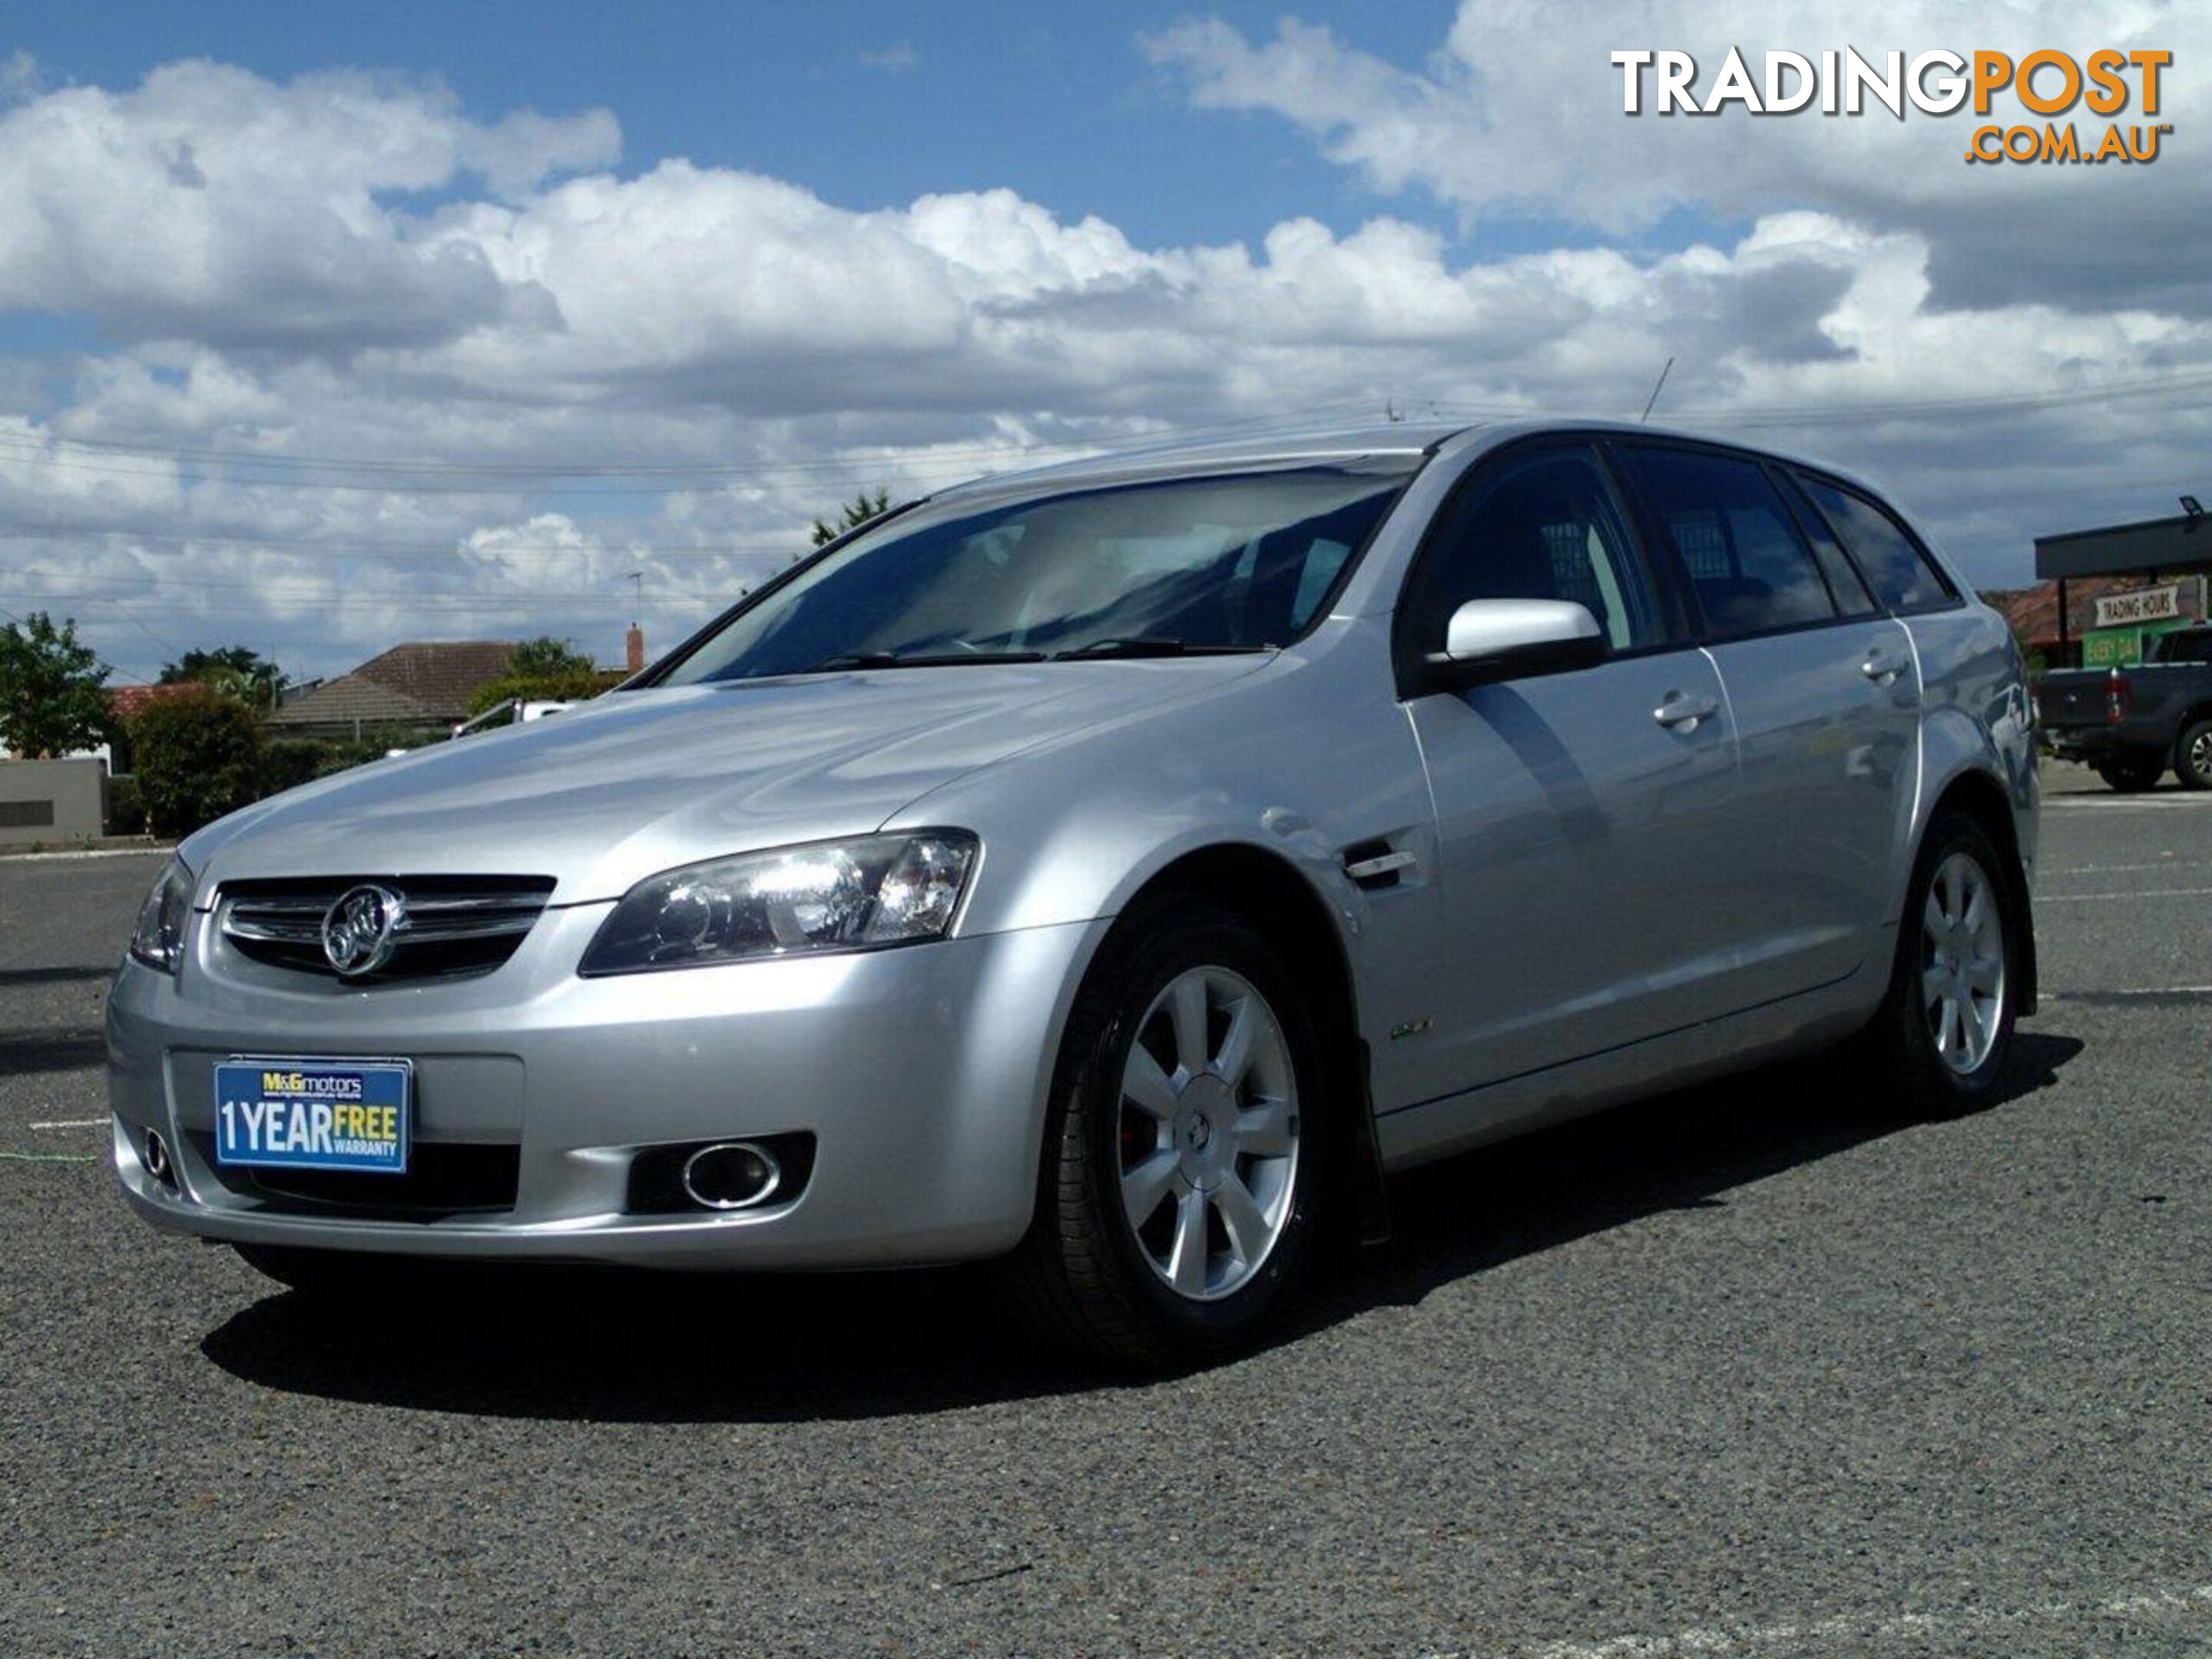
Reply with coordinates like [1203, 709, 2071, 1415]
[1796, 477, 1955, 612]
[1615, 446, 1838, 637]
[1404, 446, 1665, 654]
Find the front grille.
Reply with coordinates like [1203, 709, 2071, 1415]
[218, 875, 555, 982]
[187, 1132, 520, 1219]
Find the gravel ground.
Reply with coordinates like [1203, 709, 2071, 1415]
[2, 765, 2207, 1657]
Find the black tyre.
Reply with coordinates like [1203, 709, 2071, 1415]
[2175, 718, 2212, 791]
[1858, 810, 2018, 1118]
[2094, 756, 2165, 793]
[1007, 901, 1326, 1368]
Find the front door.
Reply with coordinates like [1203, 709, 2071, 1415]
[1396, 442, 1744, 1101]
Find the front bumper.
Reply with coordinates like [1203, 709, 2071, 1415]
[107, 904, 1106, 1269]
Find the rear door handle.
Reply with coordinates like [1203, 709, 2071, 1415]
[1861, 652, 1904, 686]
[1653, 691, 1719, 731]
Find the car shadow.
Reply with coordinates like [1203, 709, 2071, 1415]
[199, 1031, 2083, 1424]
[0, 964, 115, 988]
[0, 1028, 108, 1076]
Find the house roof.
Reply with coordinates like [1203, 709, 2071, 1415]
[1981, 578, 2184, 646]
[106, 682, 202, 720]
[267, 641, 516, 728]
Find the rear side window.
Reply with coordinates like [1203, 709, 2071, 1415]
[1796, 477, 1955, 612]
[1779, 476, 1879, 618]
[2157, 629, 2212, 664]
[1613, 446, 1837, 637]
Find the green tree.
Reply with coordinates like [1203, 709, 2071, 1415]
[159, 645, 285, 714]
[463, 637, 610, 720]
[810, 487, 892, 548]
[0, 611, 110, 759]
[508, 636, 596, 679]
[128, 686, 266, 836]
[466, 667, 616, 718]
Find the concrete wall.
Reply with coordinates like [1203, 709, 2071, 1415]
[0, 757, 108, 847]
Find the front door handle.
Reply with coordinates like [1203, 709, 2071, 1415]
[1654, 690, 1719, 731]
[1861, 651, 1904, 686]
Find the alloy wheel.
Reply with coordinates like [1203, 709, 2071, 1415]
[1920, 850, 2007, 1075]
[1116, 965, 1300, 1301]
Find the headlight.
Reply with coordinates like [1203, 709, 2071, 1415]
[579, 832, 978, 975]
[129, 856, 194, 975]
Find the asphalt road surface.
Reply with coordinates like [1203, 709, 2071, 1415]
[4, 764, 2207, 1657]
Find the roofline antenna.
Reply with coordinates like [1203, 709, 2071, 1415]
[1639, 356, 1676, 424]
[624, 569, 644, 626]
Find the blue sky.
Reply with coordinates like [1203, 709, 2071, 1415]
[6, 1, 1462, 253]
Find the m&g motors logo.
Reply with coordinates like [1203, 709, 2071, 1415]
[1610, 48, 2172, 165]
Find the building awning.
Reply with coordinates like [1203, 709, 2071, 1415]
[2035, 511, 2212, 581]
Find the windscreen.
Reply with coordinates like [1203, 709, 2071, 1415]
[661, 460, 1419, 684]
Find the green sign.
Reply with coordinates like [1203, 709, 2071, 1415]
[2082, 615, 2194, 667]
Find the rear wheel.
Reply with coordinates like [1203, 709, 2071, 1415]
[2175, 718, 2212, 790]
[1857, 810, 2017, 1118]
[1007, 902, 1324, 1368]
[2094, 756, 2165, 793]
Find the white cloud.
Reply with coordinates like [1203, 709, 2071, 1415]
[859, 44, 922, 74]
[1144, 2, 2210, 310]
[0, 61, 615, 348]
[0, 49, 39, 104]
[0, 41, 2204, 683]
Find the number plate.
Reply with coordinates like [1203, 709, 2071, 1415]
[214, 1058, 412, 1174]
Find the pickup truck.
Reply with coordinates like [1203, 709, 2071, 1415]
[2038, 624, 2212, 790]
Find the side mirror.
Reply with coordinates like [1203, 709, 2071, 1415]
[1417, 598, 1605, 693]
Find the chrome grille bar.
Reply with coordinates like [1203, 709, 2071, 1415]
[216, 877, 555, 979]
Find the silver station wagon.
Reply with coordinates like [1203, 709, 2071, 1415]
[109, 421, 2038, 1365]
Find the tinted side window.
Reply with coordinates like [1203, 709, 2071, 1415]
[1404, 446, 1666, 653]
[1778, 473, 1879, 617]
[1614, 446, 1836, 637]
[1796, 477, 1955, 611]
[2157, 629, 2212, 664]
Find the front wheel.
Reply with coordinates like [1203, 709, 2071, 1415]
[2175, 718, 2212, 791]
[1006, 902, 1324, 1368]
[1857, 810, 2018, 1118]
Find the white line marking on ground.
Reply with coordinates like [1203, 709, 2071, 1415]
[0, 1150, 98, 1163]
[28, 1118, 105, 1130]
[2044, 861, 2183, 876]
[2038, 886, 2212, 903]
[1490, 1582, 2212, 1659]
[2045, 985, 2212, 1000]
[2046, 795, 2212, 808]
[0, 846, 172, 863]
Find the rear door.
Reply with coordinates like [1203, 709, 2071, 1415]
[1396, 439, 1743, 1098]
[1611, 441, 1921, 995]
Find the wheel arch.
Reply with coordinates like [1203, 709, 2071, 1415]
[1072, 841, 1391, 1243]
[2173, 704, 2212, 763]
[1924, 766, 2038, 1016]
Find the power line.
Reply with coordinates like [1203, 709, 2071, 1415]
[0, 399, 1384, 475]
[0, 602, 157, 687]
[0, 519, 811, 559]
[0, 403, 1395, 494]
